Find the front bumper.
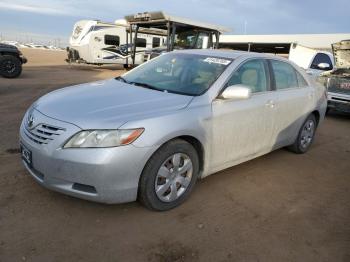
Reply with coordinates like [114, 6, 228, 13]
[327, 92, 350, 113]
[19, 110, 157, 204]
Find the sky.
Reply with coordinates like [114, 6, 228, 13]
[0, 0, 349, 46]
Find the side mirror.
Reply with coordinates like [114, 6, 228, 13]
[220, 85, 252, 100]
[317, 63, 331, 70]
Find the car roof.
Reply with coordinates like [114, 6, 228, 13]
[125, 11, 230, 33]
[174, 49, 286, 61]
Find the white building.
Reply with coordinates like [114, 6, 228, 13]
[219, 33, 350, 53]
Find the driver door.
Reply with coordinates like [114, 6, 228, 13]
[211, 59, 278, 170]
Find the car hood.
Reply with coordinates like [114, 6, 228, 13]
[34, 79, 193, 129]
[0, 43, 19, 52]
[332, 40, 350, 69]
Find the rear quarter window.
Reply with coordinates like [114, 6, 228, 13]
[295, 70, 308, 87]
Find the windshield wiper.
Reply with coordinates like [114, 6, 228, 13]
[116, 78, 165, 92]
[115, 76, 129, 83]
[129, 81, 164, 92]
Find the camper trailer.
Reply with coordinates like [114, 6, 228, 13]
[67, 12, 229, 67]
[66, 19, 166, 66]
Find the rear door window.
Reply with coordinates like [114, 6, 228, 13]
[270, 60, 298, 90]
[295, 70, 308, 87]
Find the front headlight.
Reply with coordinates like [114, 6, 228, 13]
[63, 128, 144, 148]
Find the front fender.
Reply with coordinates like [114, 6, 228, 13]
[119, 106, 212, 176]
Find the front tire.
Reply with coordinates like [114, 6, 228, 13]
[288, 114, 317, 154]
[139, 139, 199, 211]
[0, 55, 22, 78]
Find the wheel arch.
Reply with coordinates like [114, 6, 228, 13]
[136, 134, 206, 206]
[138, 134, 206, 184]
[152, 135, 205, 175]
[311, 110, 320, 126]
[176, 135, 205, 174]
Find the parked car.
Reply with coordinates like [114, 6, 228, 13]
[19, 50, 327, 210]
[320, 40, 350, 113]
[0, 43, 27, 78]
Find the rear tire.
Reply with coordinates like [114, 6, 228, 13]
[139, 139, 199, 211]
[0, 55, 22, 78]
[288, 114, 317, 154]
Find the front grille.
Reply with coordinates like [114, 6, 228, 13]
[24, 123, 65, 145]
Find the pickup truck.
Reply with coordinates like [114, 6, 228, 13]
[289, 42, 350, 113]
[0, 43, 27, 78]
[320, 40, 350, 113]
[289, 43, 334, 76]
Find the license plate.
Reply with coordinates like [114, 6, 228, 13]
[20, 143, 32, 166]
[340, 82, 350, 90]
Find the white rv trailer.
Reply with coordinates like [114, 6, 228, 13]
[67, 12, 229, 67]
[66, 19, 166, 66]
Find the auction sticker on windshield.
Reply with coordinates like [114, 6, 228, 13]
[203, 57, 231, 65]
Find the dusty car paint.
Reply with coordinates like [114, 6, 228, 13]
[19, 50, 327, 204]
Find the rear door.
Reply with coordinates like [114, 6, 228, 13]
[268, 59, 313, 148]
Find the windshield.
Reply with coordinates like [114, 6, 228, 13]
[121, 53, 232, 96]
[174, 31, 210, 49]
[175, 31, 197, 49]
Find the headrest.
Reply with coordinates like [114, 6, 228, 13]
[241, 69, 258, 87]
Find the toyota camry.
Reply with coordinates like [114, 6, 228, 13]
[20, 50, 327, 210]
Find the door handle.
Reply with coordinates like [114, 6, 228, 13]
[265, 100, 275, 108]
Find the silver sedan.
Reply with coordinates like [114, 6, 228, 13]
[19, 50, 327, 210]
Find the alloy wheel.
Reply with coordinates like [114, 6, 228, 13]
[300, 119, 315, 149]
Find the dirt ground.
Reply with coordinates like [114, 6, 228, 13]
[0, 49, 349, 262]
